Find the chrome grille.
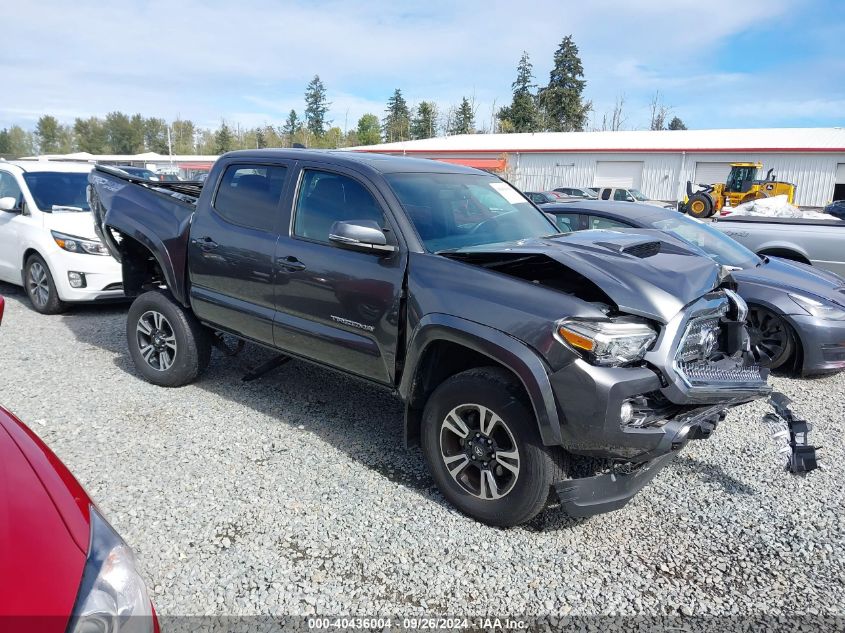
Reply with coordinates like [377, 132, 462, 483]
[677, 362, 763, 384]
[674, 298, 764, 387]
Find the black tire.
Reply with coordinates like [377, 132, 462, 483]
[686, 192, 714, 218]
[421, 366, 556, 527]
[24, 254, 67, 315]
[747, 305, 796, 371]
[126, 290, 211, 387]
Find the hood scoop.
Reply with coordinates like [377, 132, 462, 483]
[596, 239, 662, 259]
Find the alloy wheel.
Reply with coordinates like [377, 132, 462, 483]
[439, 403, 520, 500]
[747, 308, 791, 367]
[136, 310, 178, 371]
[27, 262, 50, 308]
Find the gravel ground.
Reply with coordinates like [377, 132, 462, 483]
[1, 281, 844, 628]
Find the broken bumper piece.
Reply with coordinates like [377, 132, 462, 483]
[554, 453, 675, 517]
[763, 392, 820, 473]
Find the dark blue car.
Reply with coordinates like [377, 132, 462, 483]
[540, 199, 845, 375]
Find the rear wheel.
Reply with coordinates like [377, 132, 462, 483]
[747, 306, 796, 370]
[421, 367, 556, 527]
[686, 193, 714, 218]
[126, 291, 211, 387]
[24, 254, 67, 315]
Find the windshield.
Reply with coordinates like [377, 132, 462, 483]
[385, 173, 555, 252]
[22, 172, 90, 212]
[629, 189, 649, 201]
[649, 214, 760, 268]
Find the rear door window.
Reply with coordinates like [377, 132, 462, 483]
[213, 164, 287, 231]
[600, 188, 612, 200]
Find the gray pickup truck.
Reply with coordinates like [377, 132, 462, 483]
[713, 215, 845, 277]
[88, 149, 773, 526]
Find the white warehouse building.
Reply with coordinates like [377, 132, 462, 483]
[353, 128, 845, 208]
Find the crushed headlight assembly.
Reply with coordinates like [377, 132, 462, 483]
[555, 318, 658, 366]
[51, 230, 111, 256]
[67, 506, 154, 633]
[789, 293, 845, 321]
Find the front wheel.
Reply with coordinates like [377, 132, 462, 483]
[421, 367, 557, 527]
[25, 254, 67, 315]
[747, 306, 796, 370]
[126, 291, 212, 387]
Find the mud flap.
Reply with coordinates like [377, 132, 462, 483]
[762, 392, 820, 473]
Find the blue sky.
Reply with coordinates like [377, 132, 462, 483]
[2, 0, 843, 132]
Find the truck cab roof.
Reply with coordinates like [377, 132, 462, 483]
[222, 149, 480, 176]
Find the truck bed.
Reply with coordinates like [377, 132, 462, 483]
[89, 165, 203, 305]
[716, 214, 845, 228]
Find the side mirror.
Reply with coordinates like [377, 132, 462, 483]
[329, 220, 396, 254]
[0, 196, 20, 213]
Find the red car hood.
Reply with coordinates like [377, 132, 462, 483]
[0, 407, 90, 628]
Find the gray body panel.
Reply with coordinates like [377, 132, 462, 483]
[541, 199, 845, 374]
[713, 215, 845, 277]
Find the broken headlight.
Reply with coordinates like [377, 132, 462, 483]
[556, 318, 657, 367]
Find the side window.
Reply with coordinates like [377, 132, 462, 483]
[613, 189, 629, 201]
[294, 169, 386, 243]
[555, 213, 580, 232]
[589, 215, 630, 230]
[0, 172, 22, 206]
[213, 164, 287, 231]
[600, 188, 612, 200]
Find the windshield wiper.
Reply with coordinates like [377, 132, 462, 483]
[51, 205, 87, 212]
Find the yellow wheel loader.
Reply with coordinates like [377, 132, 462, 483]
[681, 162, 796, 218]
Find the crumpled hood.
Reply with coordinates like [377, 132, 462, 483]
[446, 229, 723, 323]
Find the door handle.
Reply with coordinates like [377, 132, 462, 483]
[191, 236, 218, 250]
[277, 255, 306, 272]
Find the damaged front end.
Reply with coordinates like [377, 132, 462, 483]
[441, 231, 813, 516]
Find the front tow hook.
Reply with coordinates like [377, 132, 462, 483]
[762, 392, 821, 473]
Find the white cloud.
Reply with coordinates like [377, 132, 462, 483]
[0, 0, 836, 131]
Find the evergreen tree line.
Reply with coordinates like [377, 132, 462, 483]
[0, 35, 687, 158]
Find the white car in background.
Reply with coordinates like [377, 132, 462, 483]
[597, 186, 677, 210]
[0, 160, 123, 314]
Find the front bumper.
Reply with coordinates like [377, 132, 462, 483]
[549, 359, 757, 460]
[43, 246, 124, 303]
[791, 314, 845, 374]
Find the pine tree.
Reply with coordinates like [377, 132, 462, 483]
[281, 110, 301, 146]
[304, 75, 330, 138]
[497, 52, 539, 133]
[411, 101, 438, 139]
[356, 113, 381, 145]
[382, 89, 410, 142]
[668, 116, 687, 130]
[538, 35, 591, 132]
[449, 97, 475, 135]
[35, 115, 61, 153]
[255, 127, 267, 149]
[215, 121, 234, 154]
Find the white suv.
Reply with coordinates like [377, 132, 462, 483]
[0, 160, 123, 314]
